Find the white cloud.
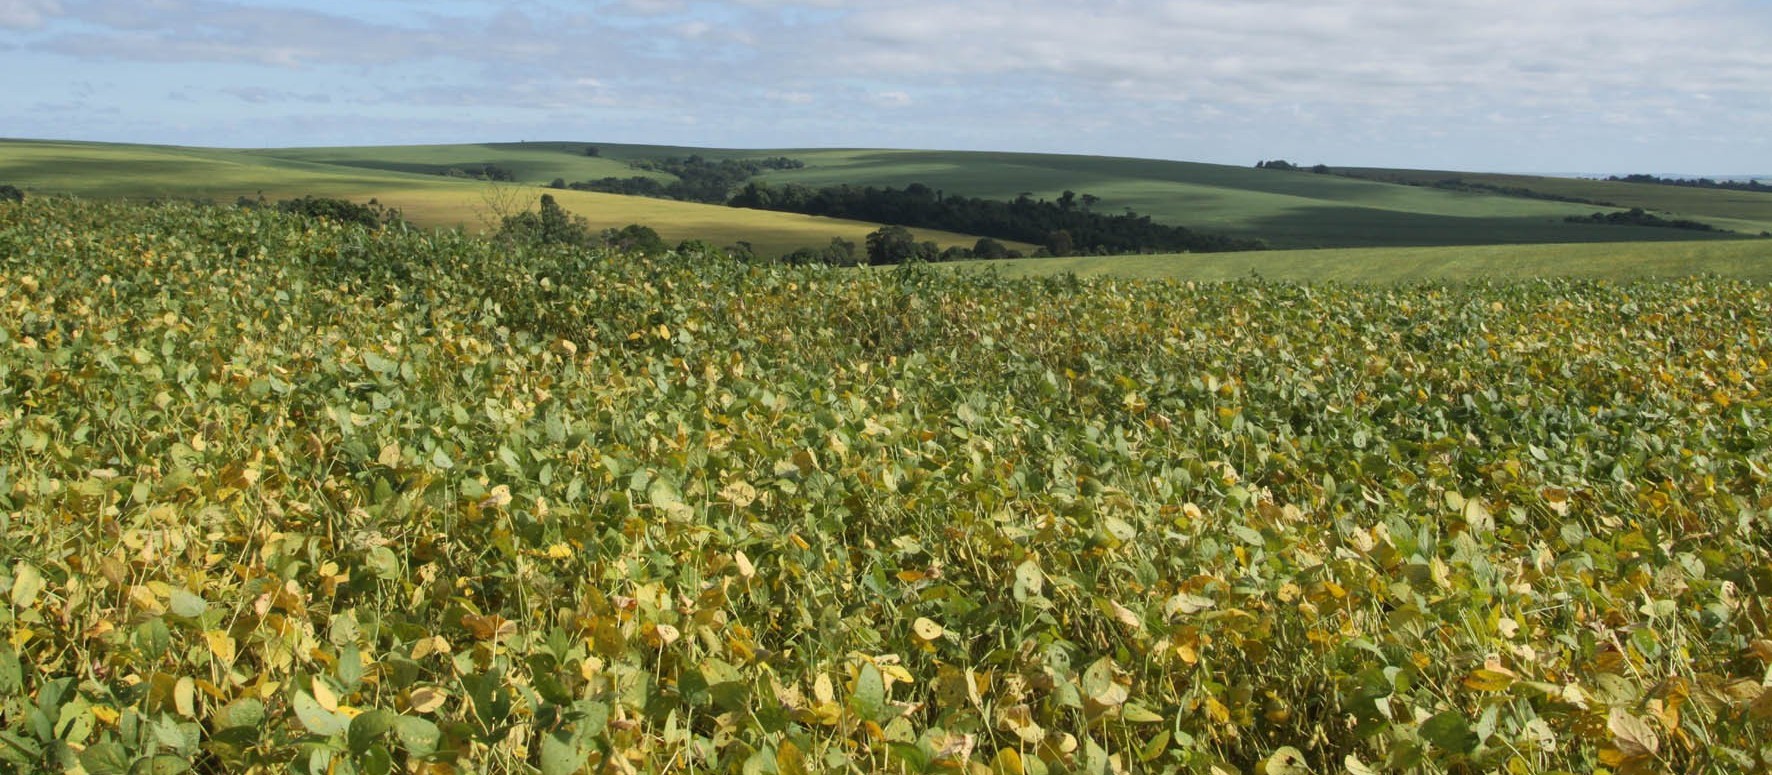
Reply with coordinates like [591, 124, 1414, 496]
[8, 0, 1772, 170]
[0, 0, 62, 28]
[870, 90, 911, 107]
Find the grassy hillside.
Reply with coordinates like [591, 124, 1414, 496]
[249, 142, 1764, 249]
[5, 197, 1770, 773]
[1337, 167, 1772, 234]
[957, 239, 1772, 283]
[10, 138, 1770, 253]
[0, 140, 998, 257]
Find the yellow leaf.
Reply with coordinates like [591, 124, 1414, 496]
[735, 551, 756, 579]
[881, 663, 915, 686]
[1463, 668, 1517, 693]
[412, 636, 450, 660]
[1205, 697, 1231, 723]
[204, 630, 237, 664]
[479, 484, 512, 510]
[992, 748, 1025, 775]
[174, 677, 197, 718]
[913, 617, 944, 641]
[313, 680, 339, 712]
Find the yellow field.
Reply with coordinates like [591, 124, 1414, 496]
[0, 140, 1004, 256]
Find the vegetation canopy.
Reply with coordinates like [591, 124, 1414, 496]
[1, 198, 1770, 774]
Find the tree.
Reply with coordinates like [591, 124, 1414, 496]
[584, 146, 601, 157]
[549, 178, 567, 189]
[1045, 229, 1074, 257]
[866, 225, 919, 265]
[277, 195, 402, 230]
[538, 194, 581, 244]
[824, 236, 858, 266]
[0, 185, 23, 203]
[497, 194, 592, 246]
[603, 223, 667, 255]
[972, 237, 1008, 259]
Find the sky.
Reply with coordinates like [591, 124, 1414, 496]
[3, 0, 1771, 173]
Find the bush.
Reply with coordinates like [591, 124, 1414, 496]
[0, 184, 23, 203]
[276, 195, 403, 230]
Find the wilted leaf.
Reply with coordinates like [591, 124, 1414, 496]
[1609, 708, 1659, 759]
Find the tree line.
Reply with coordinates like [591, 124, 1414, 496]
[1564, 207, 1723, 232]
[728, 182, 1264, 255]
[1605, 174, 1772, 194]
[553, 155, 804, 203]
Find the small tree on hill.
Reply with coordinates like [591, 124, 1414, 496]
[972, 237, 1009, 259]
[497, 194, 592, 247]
[866, 225, 919, 265]
[604, 224, 667, 255]
[0, 185, 23, 203]
[1045, 229, 1074, 257]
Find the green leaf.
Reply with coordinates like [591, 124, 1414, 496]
[169, 588, 207, 619]
[1081, 657, 1115, 700]
[0, 646, 21, 696]
[349, 709, 398, 755]
[393, 715, 440, 756]
[292, 691, 349, 738]
[78, 742, 132, 775]
[849, 663, 885, 723]
[541, 730, 590, 775]
[360, 745, 393, 775]
[1420, 711, 1476, 754]
[365, 547, 401, 581]
[212, 698, 265, 730]
[130, 754, 191, 775]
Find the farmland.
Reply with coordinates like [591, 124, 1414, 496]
[0, 140, 996, 258]
[3, 197, 1770, 773]
[9, 140, 1772, 254]
[252, 143, 1772, 249]
[957, 239, 1772, 284]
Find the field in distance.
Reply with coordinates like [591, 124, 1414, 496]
[8, 138, 1772, 257]
[0, 139, 1000, 257]
[957, 239, 1772, 284]
[259, 141, 1772, 249]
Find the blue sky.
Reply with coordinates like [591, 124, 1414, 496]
[3, 0, 1770, 173]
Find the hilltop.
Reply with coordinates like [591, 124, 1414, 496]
[6, 139, 1771, 261]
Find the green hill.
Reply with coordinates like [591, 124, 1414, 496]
[0, 140, 1004, 257]
[8, 138, 1772, 253]
[248, 142, 1771, 249]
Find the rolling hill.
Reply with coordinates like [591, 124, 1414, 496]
[0, 140, 1000, 257]
[250, 142, 1772, 249]
[6, 138, 1772, 255]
